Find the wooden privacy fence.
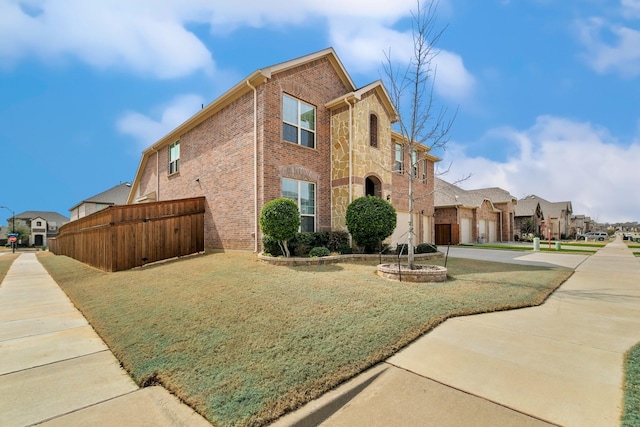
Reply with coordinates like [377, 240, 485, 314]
[49, 197, 205, 272]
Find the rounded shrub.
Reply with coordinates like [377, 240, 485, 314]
[259, 198, 300, 257]
[346, 196, 397, 253]
[416, 243, 438, 254]
[309, 246, 331, 257]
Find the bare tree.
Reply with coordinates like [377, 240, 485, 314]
[383, 0, 457, 269]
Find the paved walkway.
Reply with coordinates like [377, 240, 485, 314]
[275, 238, 640, 426]
[0, 252, 211, 427]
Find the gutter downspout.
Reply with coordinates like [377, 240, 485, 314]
[247, 80, 258, 252]
[151, 147, 159, 200]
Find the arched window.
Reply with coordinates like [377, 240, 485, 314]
[365, 175, 382, 198]
[369, 114, 378, 148]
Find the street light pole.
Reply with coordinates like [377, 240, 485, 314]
[0, 206, 16, 254]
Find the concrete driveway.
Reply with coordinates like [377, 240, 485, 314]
[276, 239, 640, 426]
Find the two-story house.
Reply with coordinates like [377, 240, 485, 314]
[11, 211, 69, 247]
[127, 48, 440, 251]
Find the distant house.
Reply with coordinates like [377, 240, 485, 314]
[70, 182, 132, 221]
[465, 187, 518, 242]
[515, 195, 573, 240]
[10, 211, 69, 247]
[514, 196, 544, 238]
[127, 48, 441, 251]
[434, 178, 502, 244]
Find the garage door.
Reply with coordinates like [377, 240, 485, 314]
[489, 221, 497, 242]
[460, 218, 471, 243]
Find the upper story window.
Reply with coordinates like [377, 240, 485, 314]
[369, 114, 378, 148]
[36, 221, 42, 227]
[394, 143, 403, 173]
[422, 159, 428, 183]
[169, 141, 180, 174]
[283, 94, 315, 148]
[282, 178, 316, 232]
[411, 150, 418, 178]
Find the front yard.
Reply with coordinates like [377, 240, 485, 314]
[35, 250, 572, 427]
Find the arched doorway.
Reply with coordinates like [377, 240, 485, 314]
[365, 175, 382, 198]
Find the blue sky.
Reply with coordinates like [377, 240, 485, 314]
[1, 0, 639, 224]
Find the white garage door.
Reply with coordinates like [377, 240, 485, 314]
[489, 221, 497, 242]
[461, 218, 471, 243]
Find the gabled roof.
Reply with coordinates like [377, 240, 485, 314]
[517, 195, 572, 219]
[143, 47, 352, 157]
[70, 182, 132, 211]
[128, 47, 357, 205]
[466, 187, 517, 204]
[12, 211, 69, 224]
[434, 178, 499, 211]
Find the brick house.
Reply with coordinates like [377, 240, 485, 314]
[127, 48, 440, 251]
[433, 178, 502, 244]
[514, 196, 544, 239]
[516, 195, 572, 240]
[466, 187, 518, 241]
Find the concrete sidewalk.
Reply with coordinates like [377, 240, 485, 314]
[274, 238, 640, 427]
[0, 252, 211, 427]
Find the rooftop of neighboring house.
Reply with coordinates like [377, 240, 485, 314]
[515, 194, 572, 219]
[70, 182, 132, 211]
[465, 186, 517, 204]
[434, 178, 499, 210]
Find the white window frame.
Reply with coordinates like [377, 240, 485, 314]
[422, 159, 428, 183]
[282, 94, 316, 148]
[411, 150, 418, 178]
[281, 178, 316, 232]
[394, 143, 403, 173]
[169, 141, 180, 174]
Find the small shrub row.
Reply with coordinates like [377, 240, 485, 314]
[263, 231, 350, 257]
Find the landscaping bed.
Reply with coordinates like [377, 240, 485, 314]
[38, 251, 572, 427]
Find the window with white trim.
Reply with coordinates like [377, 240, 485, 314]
[282, 178, 315, 232]
[411, 150, 418, 178]
[283, 94, 315, 148]
[169, 141, 180, 174]
[422, 159, 428, 183]
[394, 143, 403, 173]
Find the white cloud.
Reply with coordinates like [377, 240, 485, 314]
[0, 0, 215, 78]
[622, 0, 640, 18]
[0, 0, 471, 92]
[117, 94, 205, 149]
[575, 10, 640, 77]
[443, 116, 640, 223]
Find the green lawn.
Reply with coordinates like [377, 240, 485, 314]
[623, 342, 640, 426]
[459, 243, 597, 253]
[38, 251, 572, 427]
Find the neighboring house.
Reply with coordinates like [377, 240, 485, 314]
[466, 187, 518, 242]
[433, 178, 502, 244]
[0, 225, 7, 246]
[127, 48, 440, 251]
[515, 195, 573, 240]
[569, 214, 591, 237]
[514, 196, 544, 239]
[69, 182, 132, 221]
[10, 211, 69, 247]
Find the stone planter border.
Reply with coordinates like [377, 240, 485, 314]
[376, 263, 448, 282]
[257, 251, 443, 267]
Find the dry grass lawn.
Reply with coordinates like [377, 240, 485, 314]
[38, 250, 572, 427]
